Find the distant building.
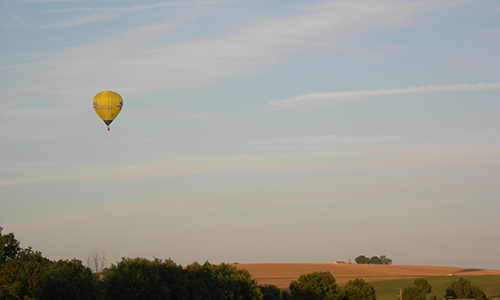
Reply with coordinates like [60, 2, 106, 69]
[333, 261, 346, 264]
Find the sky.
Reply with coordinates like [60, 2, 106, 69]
[1, 0, 499, 270]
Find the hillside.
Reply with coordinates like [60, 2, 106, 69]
[234, 263, 500, 288]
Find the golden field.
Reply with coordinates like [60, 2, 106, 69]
[234, 263, 500, 288]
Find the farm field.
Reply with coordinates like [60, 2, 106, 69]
[370, 276, 500, 300]
[234, 263, 500, 289]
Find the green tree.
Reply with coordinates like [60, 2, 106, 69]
[341, 278, 376, 300]
[103, 259, 262, 300]
[184, 261, 212, 300]
[185, 261, 262, 300]
[0, 227, 21, 264]
[103, 257, 183, 300]
[444, 277, 487, 300]
[289, 271, 340, 300]
[0, 248, 52, 300]
[259, 284, 282, 300]
[369, 256, 381, 265]
[379, 255, 393, 265]
[281, 289, 293, 300]
[402, 279, 431, 300]
[354, 255, 392, 265]
[354, 255, 369, 264]
[0, 247, 100, 300]
[413, 279, 431, 295]
[37, 259, 100, 300]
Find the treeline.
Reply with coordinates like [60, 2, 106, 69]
[1, 228, 375, 300]
[1, 248, 259, 299]
[354, 255, 393, 265]
[401, 278, 487, 300]
[0, 228, 490, 300]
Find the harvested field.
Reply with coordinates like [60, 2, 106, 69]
[234, 263, 500, 288]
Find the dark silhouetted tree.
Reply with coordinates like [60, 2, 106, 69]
[402, 278, 431, 300]
[0, 248, 52, 299]
[289, 271, 339, 300]
[341, 278, 376, 300]
[354, 255, 369, 264]
[0, 227, 21, 264]
[184, 261, 262, 300]
[260, 284, 282, 300]
[379, 255, 393, 265]
[37, 259, 99, 300]
[369, 256, 381, 265]
[103, 257, 182, 300]
[354, 255, 392, 265]
[444, 277, 487, 300]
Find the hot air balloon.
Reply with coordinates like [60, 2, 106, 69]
[93, 91, 123, 131]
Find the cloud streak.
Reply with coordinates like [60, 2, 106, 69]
[2, 144, 498, 187]
[2, 0, 451, 100]
[270, 82, 500, 108]
[245, 134, 400, 151]
[40, 1, 222, 28]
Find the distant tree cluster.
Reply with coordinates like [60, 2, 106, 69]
[354, 255, 392, 265]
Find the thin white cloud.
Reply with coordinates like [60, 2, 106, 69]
[4, 1, 222, 29]
[41, 1, 222, 27]
[2, 144, 498, 187]
[7, 0, 157, 3]
[45, 2, 197, 13]
[245, 134, 400, 151]
[42, 13, 122, 28]
[259, 134, 400, 144]
[3, 0, 452, 100]
[270, 82, 500, 108]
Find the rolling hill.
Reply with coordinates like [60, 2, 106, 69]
[234, 263, 500, 288]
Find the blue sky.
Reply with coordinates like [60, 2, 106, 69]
[1, 0, 499, 270]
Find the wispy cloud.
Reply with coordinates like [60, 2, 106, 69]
[45, 2, 204, 13]
[6, 0, 172, 3]
[245, 134, 400, 151]
[270, 83, 500, 108]
[258, 134, 400, 144]
[2, 144, 498, 187]
[4, 1, 222, 29]
[3, 0, 451, 100]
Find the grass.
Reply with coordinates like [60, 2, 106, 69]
[369, 276, 500, 300]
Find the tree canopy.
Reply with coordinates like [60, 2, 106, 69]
[341, 278, 376, 300]
[289, 271, 339, 300]
[0, 227, 21, 264]
[2, 228, 383, 300]
[402, 278, 432, 300]
[0, 228, 264, 300]
[354, 255, 392, 265]
[445, 277, 487, 300]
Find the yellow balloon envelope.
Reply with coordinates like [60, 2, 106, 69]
[92, 91, 123, 130]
